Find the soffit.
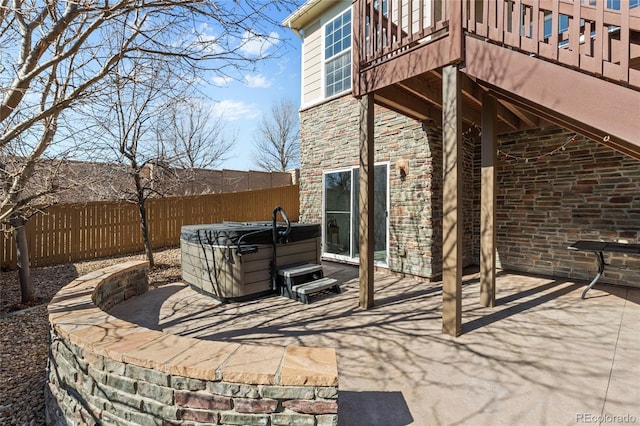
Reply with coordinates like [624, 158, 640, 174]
[283, 0, 341, 30]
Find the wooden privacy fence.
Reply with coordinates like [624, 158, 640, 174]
[1, 185, 299, 270]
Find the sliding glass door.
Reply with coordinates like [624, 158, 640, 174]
[323, 164, 388, 264]
[324, 170, 352, 257]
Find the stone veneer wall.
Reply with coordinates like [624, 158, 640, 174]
[496, 127, 640, 286]
[301, 95, 639, 287]
[299, 95, 478, 280]
[46, 261, 339, 425]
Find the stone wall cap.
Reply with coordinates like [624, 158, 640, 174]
[67, 318, 139, 349]
[123, 333, 198, 370]
[165, 339, 240, 380]
[48, 261, 339, 389]
[220, 345, 285, 385]
[280, 346, 338, 387]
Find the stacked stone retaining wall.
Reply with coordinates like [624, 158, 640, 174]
[46, 261, 338, 425]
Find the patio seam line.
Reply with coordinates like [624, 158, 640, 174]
[599, 288, 628, 418]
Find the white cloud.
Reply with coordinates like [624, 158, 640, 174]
[244, 74, 272, 88]
[192, 22, 223, 54]
[196, 22, 211, 33]
[238, 31, 280, 57]
[196, 33, 221, 54]
[211, 100, 260, 122]
[212, 76, 233, 86]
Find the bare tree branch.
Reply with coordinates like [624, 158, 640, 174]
[253, 98, 299, 172]
[1, 0, 300, 218]
[164, 99, 235, 170]
[0, 0, 301, 301]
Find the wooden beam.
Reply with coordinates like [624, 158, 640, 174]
[389, 75, 482, 128]
[432, 70, 509, 131]
[459, 73, 525, 131]
[442, 64, 463, 337]
[359, 94, 375, 309]
[358, 30, 463, 95]
[480, 93, 497, 308]
[464, 35, 640, 157]
[374, 97, 441, 125]
[397, 78, 442, 106]
[374, 86, 435, 121]
[496, 98, 539, 128]
[487, 86, 640, 161]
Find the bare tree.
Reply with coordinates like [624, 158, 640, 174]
[165, 99, 236, 171]
[0, 0, 299, 301]
[162, 99, 237, 195]
[253, 98, 300, 171]
[89, 66, 237, 267]
[89, 56, 181, 267]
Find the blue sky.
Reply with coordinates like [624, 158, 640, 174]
[204, 7, 302, 171]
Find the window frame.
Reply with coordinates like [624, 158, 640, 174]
[322, 8, 352, 99]
[321, 162, 389, 266]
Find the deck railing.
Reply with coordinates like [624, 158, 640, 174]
[354, 0, 451, 68]
[464, 0, 640, 88]
[353, 0, 640, 93]
[352, 0, 463, 96]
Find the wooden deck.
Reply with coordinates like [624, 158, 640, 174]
[353, 0, 640, 159]
[352, 0, 640, 336]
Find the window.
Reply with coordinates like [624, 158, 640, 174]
[542, 13, 570, 40]
[605, 0, 640, 9]
[323, 164, 388, 264]
[325, 9, 351, 98]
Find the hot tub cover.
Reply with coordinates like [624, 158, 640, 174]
[181, 222, 321, 246]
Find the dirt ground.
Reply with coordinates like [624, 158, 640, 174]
[0, 247, 181, 425]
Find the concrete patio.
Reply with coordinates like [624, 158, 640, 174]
[110, 263, 640, 426]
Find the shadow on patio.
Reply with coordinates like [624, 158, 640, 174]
[110, 262, 640, 425]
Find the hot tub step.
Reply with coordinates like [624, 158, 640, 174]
[292, 278, 340, 304]
[278, 263, 323, 278]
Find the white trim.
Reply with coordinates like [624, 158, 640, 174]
[322, 8, 352, 100]
[283, 0, 332, 32]
[300, 91, 349, 112]
[322, 167, 354, 263]
[321, 163, 390, 267]
[282, 0, 320, 27]
[300, 32, 307, 107]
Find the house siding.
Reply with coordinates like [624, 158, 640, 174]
[299, 0, 351, 109]
[301, 22, 322, 105]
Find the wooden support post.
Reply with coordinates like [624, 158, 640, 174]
[359, 93, 375, 309]
[481, 92, 497, 308]
[442, 65, 463, 336]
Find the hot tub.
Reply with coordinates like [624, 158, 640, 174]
[180, 221, 322, 302]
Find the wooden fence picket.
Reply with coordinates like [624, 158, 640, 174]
[0, 185, 299, 270]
